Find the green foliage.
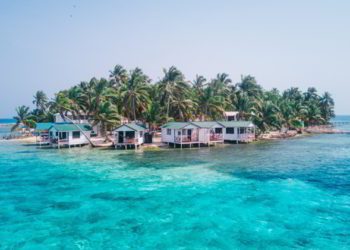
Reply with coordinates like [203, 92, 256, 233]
[15, 65, 335, 133]
[12, 105, 36, 131]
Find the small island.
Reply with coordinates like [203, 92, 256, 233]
[8, 65, 336, 148]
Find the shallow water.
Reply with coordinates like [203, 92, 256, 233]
[1, 133, 350, 249]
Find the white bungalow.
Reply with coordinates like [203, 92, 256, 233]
[113, 123, 146, 149]
[223, 111, 239, 121]
[161, 121, 224, 148]
[219, 121, 256, 143]
[35, 122, 53, 146]
[48, 123, 93, 148]
[54, 113, 99, 136]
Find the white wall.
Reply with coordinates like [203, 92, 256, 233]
[114, 125, 145, 145]
[223, 127, 239, 141]
[198, 128, 209, 143]
[223, 127, 255, 141]
[68, 131, 91, 145]
[161, 128, 174, 143]
[49, 128, 91, 145]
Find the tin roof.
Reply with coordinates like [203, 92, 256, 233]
[161, 122, 198, 129]
[115, 123, 146, 132]
[35, 122, 54, 131]
[218, 121, 255, 128]
[190, 121, 222, 128]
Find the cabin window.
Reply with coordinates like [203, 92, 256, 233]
[239, 127, 246, 134]
[226, 127, 234, 134]
[139, 131, 143, 137]
[59, 132, 67, 140]
[178, 131, 181, 136]
[49, 131, 53, 137]
[73, 131, 81, 139]
[167, 129, 171, 135]
[215, 128, 223, 134]
[125, 131, 135, 138]
[56, 132, 58, 137]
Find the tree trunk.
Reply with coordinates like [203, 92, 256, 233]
[166, 98, 170, 121]
[133, 97, 136, 121]
[104, 124, 110, 142]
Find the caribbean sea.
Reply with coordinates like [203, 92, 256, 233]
[0, 121, 350, 249]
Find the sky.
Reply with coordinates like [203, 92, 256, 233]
[1, 0, 349, 117]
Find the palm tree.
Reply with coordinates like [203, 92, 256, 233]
[91, 101, 120, 141]
[119, 68, 151, 121]
[320, 92, 335, 123]
[235, 91, 252, 120]
[197, 86, 226, 120]
[48, 91, 72, 121]
[11, 106, 36, 131]
[192, 75, 207, 91]
[209, 73, 231, 97]
[144, 101, 163, 130]
[66, 86, 84, 118]
[170, 95, 195, 121]
[109, 64, 128, 87]
[237, 75, 263, 99]
[158, 66, 189, 120]
[283, 87, 303, 102]
[32, 90, 50, 122]
[305, 103, 323, 126]
[251, 99, 280, 132]
[304, 87, 318, 102]
[78, 80, 95, 115]
[33, 91, 48, 111]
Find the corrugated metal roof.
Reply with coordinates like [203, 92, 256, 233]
[162, 122, 195, 129]
[50, 123, 92, 132]
[116, 123, 146, 131]
[190, 121, 221, 128]
[218, 121, 255, 127]
[35, 122, 53, 131]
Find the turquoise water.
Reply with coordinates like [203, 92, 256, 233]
[1, 125, 350, 248]
[0, 118, 15, 124]
[0, 119, 15, 138]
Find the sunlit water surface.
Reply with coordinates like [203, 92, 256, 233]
[1, 123, 350, 249]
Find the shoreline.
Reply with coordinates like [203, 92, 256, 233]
[1, 125, 346, 148]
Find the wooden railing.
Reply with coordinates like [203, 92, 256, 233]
[175, 136, 199, 143]
[210, 133, 223, 141]
[117, 138, 139, 144]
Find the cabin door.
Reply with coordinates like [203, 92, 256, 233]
[118, 132, 124, 143]
[187, 129, 192, 141]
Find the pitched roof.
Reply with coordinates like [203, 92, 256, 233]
[218, 121, 255, 128]
[49, 123, 92, 132]
[115, 123, 146, 132]
[162, 122, 198, 129]
[190, 121, 222, 128]
[35, 122, 54, 131]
